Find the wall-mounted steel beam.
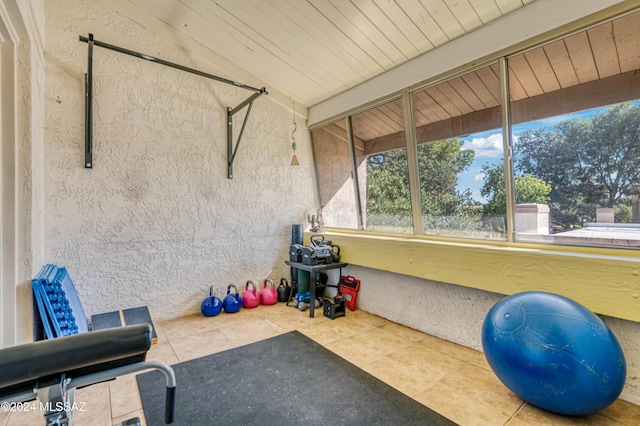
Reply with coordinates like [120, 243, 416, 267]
[227, 88, 268, 179]
[80, 33, 268, 175]
[84, 34, 94, 168]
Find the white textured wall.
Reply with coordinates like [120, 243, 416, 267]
[312, 127, 358, 228]
[17, 0, 47, 345]
[44, 0, 315, 321]
[0, 0, 46, 346]
[349, 265, 640, 405]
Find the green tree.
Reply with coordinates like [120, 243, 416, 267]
[515, 103, 640, 229]
[417, 139, 477, 218]
[366, 138, 480, 229]
[366, 149, 412, 219]
[481, 163, 551, 215]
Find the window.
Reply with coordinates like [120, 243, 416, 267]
[311, 119, 358, 229]
[510, 11, 640, 248]
[351, 98, 413, 233]
[311, 9, 640, 249]
[412, 65, 505, 239]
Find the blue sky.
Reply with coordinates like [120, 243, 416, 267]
[458, 107, 607, 202]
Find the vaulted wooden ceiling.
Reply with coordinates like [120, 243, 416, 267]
[327, 10, 640, 153]
[112, 0, 537, 107]
[108, 1, 638, 148]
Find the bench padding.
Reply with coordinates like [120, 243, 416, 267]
[0, 324, 151, 398]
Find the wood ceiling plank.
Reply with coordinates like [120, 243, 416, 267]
[587, 22, 620, 79]
[437, 81, 476, 114]
[543, 40, 580, 89]
[447, 75, 486, 111]
[425, 85, 464, 117]
[508, 54, 544, 97]
[365, 106, 502, 154]
[511, 69, 640, 123]
[413, 92, 446, 126]
[265, 0, 378, 82]
[419, 0, 466, 41]
[508, 67, 528, 101]
[281, 0, 385, 77]
[564, 31, 599, 84]
[309, 0, 401, 68]
[372, 0, 435, 54]
[413, 90, 451, 121]
[413, 102, 434, 127]
[460, 71, 500, 108]
[523, 47, 561, 94]
[377, 100, 405, 129]
[366, 70, 640, 153]
[349, 0, 423, 60]
[212, 0, 358, 90]
[353, 109, 390, 138]
[397, 0, 450, 47]
[364, 104, 404, 133]
[613, 11, 640, 73]
[414, 113, 434, 128]
[467, 0, 502, 24]
[131, 0, 326, 102]
[493, 0, 524, 15]
[326, 0, 412, 63]
[443, 0, 483, 32]
[474, 65, 502, 105]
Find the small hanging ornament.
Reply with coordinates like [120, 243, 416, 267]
[290, 99, 299, 166]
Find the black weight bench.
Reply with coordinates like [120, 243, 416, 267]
[0, 324, 175, 425]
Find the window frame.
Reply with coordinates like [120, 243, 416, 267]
[310, 6, 640, 251]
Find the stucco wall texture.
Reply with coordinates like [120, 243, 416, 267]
[40, 0, 639, 407]
[44, 0, 315, 321]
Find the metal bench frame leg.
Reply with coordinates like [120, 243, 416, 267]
[5, 360, 176, 426]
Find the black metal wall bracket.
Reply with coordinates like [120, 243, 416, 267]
[84, 34, 94, 168]
[227, 88, 267, 179]
[80, 33, 268, 177]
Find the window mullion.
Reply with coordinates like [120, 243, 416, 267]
[346, 116, 364, 230]
[499, 57, 516, 242]
[402, 91, 423, 235]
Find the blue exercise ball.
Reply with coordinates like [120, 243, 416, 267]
[482, 291, 626, 416]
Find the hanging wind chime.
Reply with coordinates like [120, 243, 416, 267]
[290, 99, 299, 166]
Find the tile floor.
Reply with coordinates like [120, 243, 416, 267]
[2, 303, 639, 426]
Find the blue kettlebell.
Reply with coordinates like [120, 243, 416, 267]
[222, 284, 242, 313]
[201, 286, 222, 317]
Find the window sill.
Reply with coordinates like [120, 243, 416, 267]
[309, 229, 640, 322]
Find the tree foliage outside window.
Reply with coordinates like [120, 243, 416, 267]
[363, 102, 640, 238]
[418, 139, 483, 233]
[365, 148, 413, 230]
[366, 138, 486, 235]
[481, 163, 552, 215]
[514, 103, 640, 231]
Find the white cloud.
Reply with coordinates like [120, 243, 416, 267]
[462, 133, 503, 157]
[474, 172, 485, 182]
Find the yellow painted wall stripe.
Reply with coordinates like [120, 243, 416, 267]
[310, 231, 640, 322]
